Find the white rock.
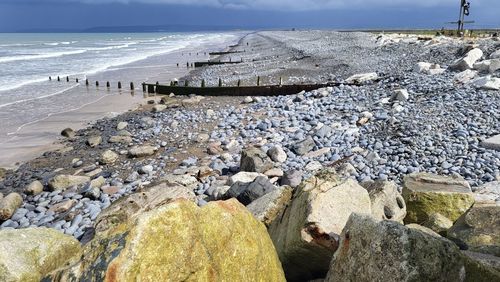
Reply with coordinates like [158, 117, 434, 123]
[243, 96, 254, 103]
[345, 72, 378, 84]
[116, 122, 128, 130]
[415, 62, 432, 73]
[472, 76, 500, 90]
[267, 145, 287, 163]
[305, 161, 323, 171]
[227, 171, 266, 186]
[450, 48, 483, 71]
[454, 69, 478, 83]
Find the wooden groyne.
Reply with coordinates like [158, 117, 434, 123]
[194, 61, 242, 68]
[208, 51, 244, 56]
[144, 83, 338, 96]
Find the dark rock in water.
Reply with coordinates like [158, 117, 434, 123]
[225, 176, 277, 205]
[240, 147, 274, 173]
[61, 128, 76, 138]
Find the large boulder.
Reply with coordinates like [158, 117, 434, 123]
[268, 172, 371, 281]
[450, 48, 484, 71]
[325, 213, 465, 282]
[481, 134, 500, 151]
[402, 173, 475, 224]
[24, 180, 44, 195]
[52, 197, 285, 281]
[50, 183, 197, 280]
[473, 181, 499, 206]
[362, 180, 406, 223]
[447, 204, 500, 256]
[247, 185, 293, 226]
[461, 251, 500, 282]
[48, 175, 90, 191]
[240, 147, 274, 173]
[0, 228, 81, 281]
[225, 176, 277, 205]
[227, 171, 266, 186]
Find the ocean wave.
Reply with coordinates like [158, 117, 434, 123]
[0, 49, 88, 64]
[0, 83, 79, 109]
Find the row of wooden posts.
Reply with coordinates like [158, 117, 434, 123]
[49, 76, 137, 91]
[174, 76, 282, 88]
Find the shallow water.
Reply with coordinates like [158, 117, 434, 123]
[0, 31, 242, 167]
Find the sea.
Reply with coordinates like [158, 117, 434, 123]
[0, 32, 241, 166]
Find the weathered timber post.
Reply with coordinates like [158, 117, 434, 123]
[187, 62, 189, 68]
[257, 76, 260, 86]
[85, 79, 89, 86]
[237, 79, 241, 87]
[96, 81, 99, 87]
[118, 81, 122, 89]
[201, 79, 205, 88]
[147, 84, 155, 94]
[106, 81, 110, 88]
[185, 80, 189, 87]
[177, 63, 179, 67]
[76, 78, 79, 83]
[279, 77, 282, 86]
[218, 78, 222, 87]
[155, 81, 159, 94]
[49, 76, 52, 81]
[130, 82, 134, 90]
[66, 76, 69, 82]
[57, 76, 60, 82]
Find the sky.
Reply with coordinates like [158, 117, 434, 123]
[0, 0, 498, 32]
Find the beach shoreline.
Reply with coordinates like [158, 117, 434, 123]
[0, 32, 245, 168]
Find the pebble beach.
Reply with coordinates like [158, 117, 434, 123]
[0, 30, 499, 281]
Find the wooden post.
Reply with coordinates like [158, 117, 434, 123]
[118, 81, 122, 89]
[187, 62, 189, 68]
[177, 63, 179, 67]
[201, 79, 205, 88]
[185, 80, 189, 87]
[130, 82, 134, 90]
[257, 76, 260, 86]
[237, 79, 241, 87]
[279, 77, 282, 86]
[57, 76, 60, 82]
[190, 63, 193, 68]
[85, 79, 89, 86]
[66, 76, 69, 82]
[142, 83, 146, 92]
[229, 57, 232, 62]
[49, 76, 52, 81]
[76, 78, 79, 83]
[96, 81, 99, 87]
[155, 81, 159, 94]
[218, 78, 222, 87]
[106, 81, 110, 88]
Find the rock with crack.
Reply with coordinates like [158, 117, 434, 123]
[246, 185, 293, 226]
[268, 172, 371, 281]
[402, 173, 475, 224]
[50, 197, 285, 281]
[324, 213, 465, 282]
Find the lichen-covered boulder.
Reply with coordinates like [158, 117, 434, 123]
[423, 212, 454, 236]
[268, 172, 371, 281]
[48, 175, 90, 191]
[51, 187, 285, 281]
[105, 199, 285, 281]
[447, 204, 500, 256]
[461, 251, 500, 282]
[362, 180, 406, 223]
[0, 228, 81, 282]
[247, 185, 293, 226]
[50, 183, 196, 281]
[325, 214, 465, 282]
[403, 173, 475, 224]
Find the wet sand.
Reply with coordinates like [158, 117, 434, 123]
[0, 34, 243, 168]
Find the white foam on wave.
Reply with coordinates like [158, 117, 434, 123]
[0, 49, 88, 64]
